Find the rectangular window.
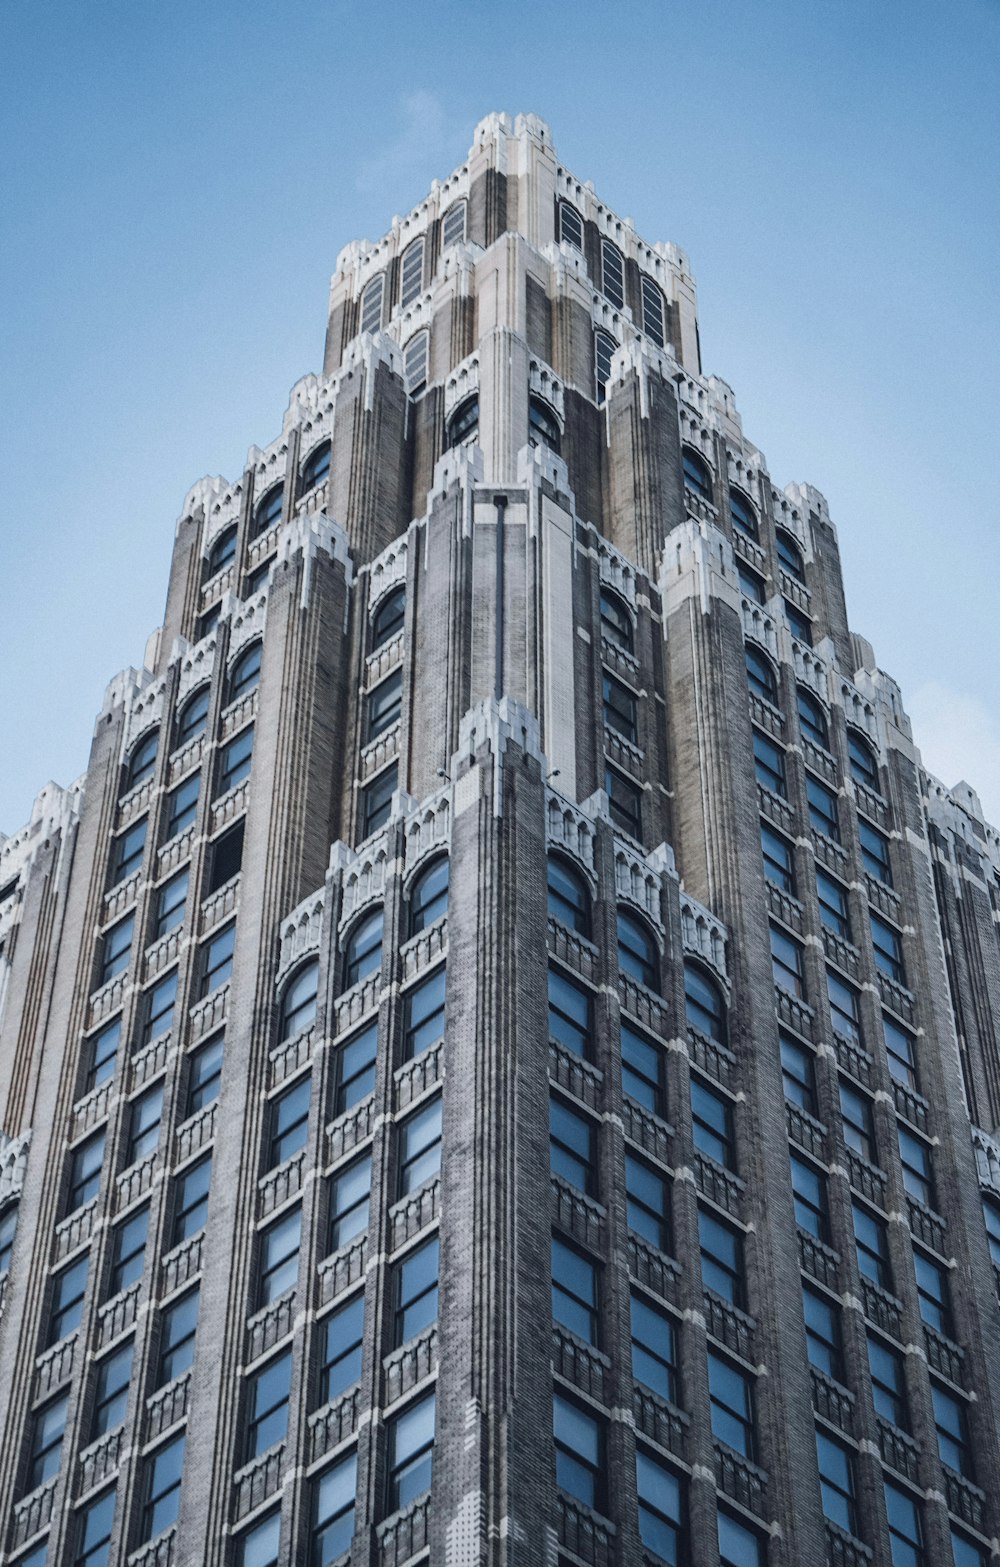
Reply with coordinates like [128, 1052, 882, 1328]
[154, 869, 188, 939]
[708, 1350, 755, 1459]
[217, 727, 254, 795]
[172, 1155, 212, 1246]
[312, 1450, 357, 1565]
[553, 1392, 602, 1508]
[868, 1332, 908, 1428]
[201, 921, 235, 996]
[770, 924, 805, 998]
[143, 970, 178, 1046]
[898, 1126, 933, 1207]
[84, 1018, 121, 1093]
[247, 1350, 292, 1458]
[853, 1202, 890, 1289]
[92, 1339, 133, 1438]
[441, 200, 467, 247]
[884, 1016, 918, 1089]
[110, 1205, 149, 1294]
[395, 1235, 439, 1345]
[602, 672, 638, 743]
[839, 1080, 876, 1164]
[368, 670, 403, 738]
[320, 1293, 365, 1404]
[399, 1098, 442, 1195]
[827, 971, 861, 1043]
[29, 1392, 69, 1487]
[268, 1076, 311, 1168]
[785, 600, 813, 646]
[387, 1390, 436, 1509]
[208, 820, 244, 893]
[158, 1287, 200, 1386]
[859, 819, 892, 885]
[719, 1510, 764, 1567]
[951, 1531, 987, 1567]
[983, 1196, 1000, 1268]
[621, 1022, 665, 1115]
[186, 1034, 224, 1116]
[404, 967, 446, 1059]
[329, 1155, 371, 1250]
[913, 1248, 951, 1335]
[762, 823, 795, 893]
[142, 1432, 185, 1540]
[548, 966, 592, 1057]
[360, 273, 384, 335]
[691, 1078, 736, 1169]
[68, 1132, 105, 1212]
[884, 1480, 924, 1567]
[605, 764, 642, 838]
[0, 1207, 13, 1279]
[753, 731, 787, 798]
[362, 764, 397, 837]
[932, 1383, 970, 1475]
[631, 1292, 677, 1402]
[552, 1235, 598, 1345]
[99, 915, 134, 985]
[258, 1207, 301, 1305]
[110, 818, 147, 885]
[165, 774, 199, 839]
[871, 913, 905, 984]
[127, 1085, 164, 1164]
[699, 1208, 744, 1307]
[400, 238, 425, 306]
[802, 1284, 842, 1380]
[334, 1021, 378, 1113]
[816, 869, 850, 938]
[625, 1154, 670, 1251]
[816, 1428, 856, 1534]
[550, 1096, 596, 1195]
[74, 1489, 116, 1567]
[49, 1255, 89, 1344]
[780, 1034, 817, 1116]
[790, 1153, 828, 1242]
[807, 775, 840, 842]
[636, 1449, 684, 1561]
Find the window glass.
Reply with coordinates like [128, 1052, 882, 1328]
[641, 275, 666, 347]
[637, 1449, 684, 1562]
[403, 331, 428, 394]
[797, 689, 828, 748]
[802, 1284, 842, 1379]
[739, 563, 766, 603]
[868, 1332, 908, 1427]
[599, 588, 633, 651]
[143, 970, 177, 1046]
[205, 525, 237, 580]
[828, 972, 861, 1043]
[691, 1079, 735, 1169]
[329, 1156, 371, 1251]
[730, 491, 758, 539]
[558, 202, 584, 249]
[368, 670, 402, 737]
[884, 1013, 918, 1085]
[631, 1293, 676, 1400]
[208, 820, 244, 893]
[932, 1383, 970, 1474]
[528, 397, 561, 453]
[320, 1293, 364, 1403]
[684, 963, 727, 1044]
[839, 1080, 876, 1163]
[982, 1195, 1000, 1267]
[859, 820, 892, 885]
[371, 586, 405, 648]
[913, 1248, 951, 1334]
[626, 1154, 670, 1250]
[550, 1096, 595, 1194]
[360, 274, 384, 334]
[127, 1085, 163, 1164]
[815, 1428, 855, 1533]
[229, 643, 262, 704]
[388, 1390, 435, 1509]
[806, 775, 840, 841]
[247, 1351, 292, 1458]
[746, 647, 778, 705]
[951, 1534, 987, 1567]
[85, 1018, 121, 1093]
[201, 921, 236, 995]
[165, 773, 199, 838]
[0, 1203, 18, 1278]
[785, 600, 813, 646]
[621, 1022, 664, 1115]
[441, 199, 467, 247]
[552, 1236, 597, 1344]
[780, 1035, 816, 1116]
[762, 823, 796, 894]
[816, 869, 849, 938]
[553, 1392, 602, 1508]
[186, 1035, 224, 1116]
[49, 1254, 89, 1343]
[884, 1480, 924, 1567]
[790, 1152, 827, 1241]
[395, 1235, 439, 1344]
[280, 960, 319, 1041]
[29, 1392, 69, 1487]
[141, 1431, 186, 1540]
[848, 732, 879, 790]
[299, 439, 331, 497]
[548, 967, 592, 1056]
[99, 915, 134, 985]
[699, 1208, 743, 1306]
[404, 966, 446, 1058]
[399, 1099, 442, 1195]
[334, 1022, 378, 1114]
[601, 239, 625, 307]
[594, 330, 616, 403]
[708, 1351, 755, 1458]
[899, 1127, 932, 1205]
[605, 764, 642, 837]
[776, 529, 805, 582]
[312, 1450, 357, 1565]
[110, 818, 147, 886]
[683, 448, 712, 501]
[753, 731, 787, 797]
[853, 1201, 890, 1288]
[410, 858, 449, 933]
[155, 870, 188, 939]
[345, 907, 383, 987]
[447, 394, 479, 448]
[617, 910, 657, 989]
[602, 672, 638, 742]
[253, 485, 284, 537]
[719, 1510, 764, 1567]
[400, 238, 425, 306]
[68, 1133, 104, 1211]
[158, 1287, 200, 1386]
[177, 686, 210, 745]
[362, 764, 397, 836]
[871, 914, 905, 983]
[268, 1076, 311, 1168]
[259, 1208, 301, 1305]
[92, 1340, 133, 1437]
[172, 1156, 212, 1246]
[74, 1489, 116, 1567]
[126, 732, 159, 791]
[770, 925, 804, 997]
[217, 727, 254, 795]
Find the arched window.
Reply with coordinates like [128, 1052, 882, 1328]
[345, 909, 383, 989]
[411, 858, 449, 935]
[299, 440, 331, 498]
[640, 276, 665, 348]
[404, 331, 428, 395]
[730, 491, 758, 540]
[279, 960, 319, 1041]
[228, 642, 262, 704]
[599, 589, 633, 653]
[360, 274, 384, 335]
[601, 240, 625, 308]
[547, 857, 590, 937]
[797, 689, 829, 750]
[253, 484, 284, 538]
[125, 731, 158, 792]
[528, 397, 561, 454]
[745, 646, 778, 706]
[684, 963, 727, 1044]
[617, 910, 657, 990]
[446, 395, 479, 449]
[177, 687, 210, 746]
[558, 202, 584, 250]
[594, 331, 616, 405]
[371, 586, 405, 649]
[204, 525, 237, 581]
[848, 732, 879, 790]
[776, 530, 805, 583]
[682, 448, 713, 502]
[400, 237, 425, 307]
[441, 200, 467, 248]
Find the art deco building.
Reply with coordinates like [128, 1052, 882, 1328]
[2, 112, 1000, 1567]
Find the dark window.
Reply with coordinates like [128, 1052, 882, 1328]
[68, 1133, 104, 1211]
[746, 641, 780, 704]
[207, 820, 244, 893]
[403, 331, 428, 394]
[983, 1196, 1000, 1267]
[99, 915, 134, 985]
[828, 972, 861, 1043]
[601, 239, 624, 308]
[790, 1153, 828, 1241]
[739, 563, 766, 604]
[49, 1254, 89, 1344]
[599, 588, 633, 652]
[400, 237, 424, 306]
[699, 1208, 744, 1307]
[154, 870, 188, 939]
[691, 1078, 736, 1170]
[345, 909, 383, 988]
[528, 396, 561, 453]
[404, 966, 446, 1058]
[807, 775, 840, 842]
[548, 967, 592, 1056]
[141, 1430, 185, 1539]
[280, 960, 319, 1041]
[913, 1248, 951, 1335]
[682, 447, 712, 501]
[91, 1340, 133, 1438]
[868, 1332, 908, 1428]
[776, 529, 805, 582]
[399, 1099, 442, 1196]
[360, 273, 384, 333]
[229, 643, 262, 705]
[770, 924, 804, 998]
[205, 525, 237, 580]
[853, 1202, 890, 1289]
[177, 686, 210, 746]
[201, 921, 235, 995]
[172, 1156, 212, 1246]
[217, 727, 254, 795]
[719, 1510, 764, 1567]
[781, 1035, 817, 1116]
[110, 818, 146, 886]
[334, 1021, 378, 1113]
[848, 732, 879, 789]
[395, 1235, 439, 1345]
[165, 774, 199, 839]
[884, 1481, 924, 1567]
[368, 670, 402, 737]
[797, 689, 829, 749]
[126, 732, 159, 792]
[762, 823, 795, 893]
[552, 1236, 598, 1344]
[637, 1449, 684, 1562]
[198, 605, 221, 639]
[553, 1392, 602, 1508]
[684, 962, 727, 1043]
[320, 1293, 364, 1403]
[558, 201, 583, 249]
[816, 869, 849, 938]
[299, 439, 331, 497]
[127, 1085, 163, 1165]
[951, 1532, 987, 1567]
[158, 1287, 199, 1386]
[186, 1034, 224, 1115]
[239, 1510, 281, 1567]
[730, 491, 758, 539]
[253, 484, 284, 537]
[550, 1096, 596, 1194]
[0, 1203, 17, 1278]
[621, 1022, 664, 1115]
[410, 857, 449, 933]
[640, 275, 666, 346]
[840, 1080, 876, 1163]
[605, 764, 642, 837]
[871, 914, 905, 983]
[617, 910, 657, 989]
[442, 199, 467, 246]
[816, 1428, 856, 1533]
[859, 820, 892, 885]
[84, 1018, 121, 1093]
[446, 394, 479, 448]
[371, 586, 405, 649]
[109, 1206, 148, 1295]
[362, 765, 397, 836]
[626, 1154, 670, 1250]
[259, 1208, 300, 1306]
[29, 1392, 69, 1487]
[387, 1390, 435, 1509]
[785, 601, 813, 646]
[603, 672, 637, 742]
[753, 731, 787, 797]
[547, 857, 589, 935]
[708, 1351, 755, 1458]
[311, 1450, 356, 1566]
[268, 1076, 311, 1168]
[329, 1156, 371, 1251]
[884, 1016, 917, 1088]
[247, 1351, 292, 1458]
[802, 1284, 842, 1379]
[142, 970, 177, 1046]
[933, 1383, 970, 1475]
[73, 1488, 115, 1567]
[631, 1292, 676, 1400]
[896, 1124, 932, 1207]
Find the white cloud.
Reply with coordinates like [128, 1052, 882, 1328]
[908, 680, 1000, 825]
[356, 92, 451, 195]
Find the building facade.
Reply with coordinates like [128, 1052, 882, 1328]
[1, 110, 999, 1567]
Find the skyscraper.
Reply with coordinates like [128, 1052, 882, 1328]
[1, 109, 999, 1567]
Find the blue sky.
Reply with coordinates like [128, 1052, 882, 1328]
[2, 0, 999, 830]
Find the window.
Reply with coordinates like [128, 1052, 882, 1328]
[158, 1287, 199, 1385]
[172, 1156, 212, 1246]
[368, 670, 402, 737]
[871, 914, 905, 983]
[395, 1235, 439, 1344]
[699, 1208, 744, 1306]
[599, 587, 633, 652]
[360, 273, 384, 334]
[110, 818, 146, 886]
[126, 731, 158, 792]
[109, 1205, 148, 1295]
[781, 1034, 817, 1115]
[558, 201, 584, 249]
[205, 525, 237, 581]
[362, 764, 397, 836]
[770, 925, 805, 998]
[797, 689, 828, 749]
[730, 490, 758, 539]
[626, 1154, 670, 1250]
[682, 446, 712, 501]
[403, 331, 428, 394]
[739, 563, 766, 604]
[201, 921, 235, 995]
[74, 1489, 116, 1567]
[848, 732, 879, 789]
[816, 869, 849, 938]
[388, 1391, 435, 1508]
[548, 967, 592, 1056]
[932, 1383, 970, 1474]
[762, 823, 796, 893]
[311, 1450, 357, 1566]
[400, 237, 425, 306]
[299, 439, 331, 497]
[399, 1098, 442, 1195]
[684, 962, 727, 1044]
[186, 1035, 223, 1116]
[553, 1393, 602, 1508]
[329, 1155, 371, 1250]
[898, 1126, 933, 1207]
[406, 858, 448, 937]
[776, 529, 805, 582]
[708, 1351, 755, 1458]
[603, 672, 638, 742]
[268, 1076, 311, 1168]
[334, 1022, 378, 1114]
[198, 605, 221, 639]
[631, 1292, 676, 1400]
[828, 972, 861, 1043]
[983, 1195, 1000, 1267]
[404, 966, 446, 1058]
[552, 1236, 598, 1344]
[0, 1203, 17, 1278]
[753, 732, 787, 800]
[279, 959, 319, 1041]
[601, 239, 624, 307]
[807, 775, 840, 841]
[746, 646, 778, 706]
[446, 394, 479, 448]
[785, 601, 813, 646]
[719, 1510, 765, 1567]
[84, 1018, 121, 1093]
[91, 1340, 133, 1437]
[217, 726, 254, 794]
[371, 585, 405, 649]
[176, 686, 210, 746]
[621, 1022, 664, 1115]
[49, 1255, 89, 1343]
[913, 1248, 951, 1334]
[441, 198, 467, 247]
[859, 820, 892, 885]
[884, 1480, 924, 1567]
[68, 1133, 104, 1211]
[208, 820, 244, 892]
[605, 764, 642, 837]
[345, 908, 383, 987]
[528, 396, 561, 453]
[165, 774, 199, 839]
[595, 330, 616, 402]
[840, 1081, 875, 1163]
[951, 1532, 987, 1567]
[617, 910, 657, 989]
[637, 1450, 684, 1562]
[127, 1086, 163, 1164]
[142, 971, 177, 1047]
[247, 1351, 292, 1457]
[550, 1096, 596, 1194]
[853, 1202, 890, 1289]
[802, 1284, 842, 1379]
[868, 1332, 908, 1427]
[29, 1392, 69, 1487]
[320, 1293, 364, 1402]
[259, 1208, 301, 1306]
[691, 1079, 736, 1169]
[815, 1428, 856, 1533]
[884, 1016, 917, 1088]
[640, 275, 666, 346]
[229, 642, 262, 704]
[253, 484, 284, 537]
[790, 1153, 828, 1241]
[154, 870, 188, 940]
[99, 915, 133, 985]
